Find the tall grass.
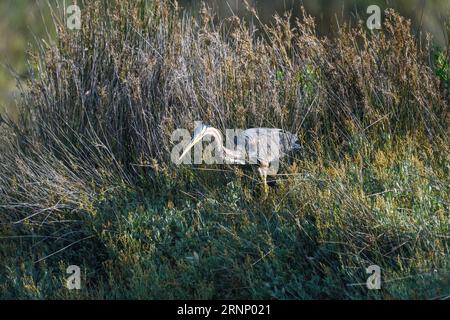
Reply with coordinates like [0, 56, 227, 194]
[0, 0, 448, 299]
[6, 1, 448, 176]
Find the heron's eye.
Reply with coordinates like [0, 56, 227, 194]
[193, 126, 204, 137]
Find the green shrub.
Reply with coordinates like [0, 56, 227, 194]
[434, 22, 450, 89]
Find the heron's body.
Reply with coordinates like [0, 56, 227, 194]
[179, 124, 300, 196]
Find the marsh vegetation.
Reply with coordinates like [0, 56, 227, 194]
[0, 1, 448, 299]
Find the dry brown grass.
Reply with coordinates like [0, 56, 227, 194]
[2, 1, 446, 180]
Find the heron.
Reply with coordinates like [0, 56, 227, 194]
[178, 123, 300, 195]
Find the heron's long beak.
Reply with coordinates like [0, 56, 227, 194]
[178, 134, 204, 162]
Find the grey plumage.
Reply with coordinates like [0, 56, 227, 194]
[179, 123, 300, 194]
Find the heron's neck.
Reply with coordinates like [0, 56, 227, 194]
[206, 128, 244, 161]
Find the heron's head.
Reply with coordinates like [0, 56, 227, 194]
[178, 123, 211, 161]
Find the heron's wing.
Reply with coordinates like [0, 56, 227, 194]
[240, 128, 298, 164]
